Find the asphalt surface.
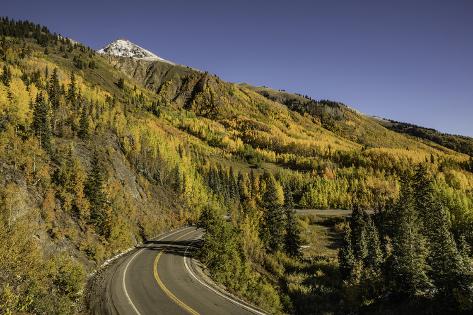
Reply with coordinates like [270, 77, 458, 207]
[104, 227, 261, 315]
[295, 209, 374, 216]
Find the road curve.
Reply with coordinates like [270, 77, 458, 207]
[97, 226, 264, 315]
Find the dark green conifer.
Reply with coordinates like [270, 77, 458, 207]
[85, 153, 107, 233]
[78, 102, 89, 139]
[48, 68, 61, 109]
[284, 190, 301, 257]
[261, 172, 285, 252]
[391, 175, 432, 297]
[32, 92, 52, 152]
[67, 72, 76, 103]
[351, 204, 368, 261]
[1, 64, 11, 86]
[365, 215, 383, 269]
[428, 199, 472, 300]
[339, 224, 356, 280]
[116, 78, 124, 89]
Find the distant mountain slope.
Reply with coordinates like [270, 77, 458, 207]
[375, 118, 473, 156]
[244, 85, 465, 155]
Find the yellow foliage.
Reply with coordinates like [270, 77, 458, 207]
[8, 78, 32, 126]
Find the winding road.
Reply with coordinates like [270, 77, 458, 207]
[93, 226, 265, 315]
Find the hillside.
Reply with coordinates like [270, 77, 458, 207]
[375, 117, 473, 157]
[0, 18, 472, 315]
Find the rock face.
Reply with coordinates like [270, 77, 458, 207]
[97, 39, 174, 64]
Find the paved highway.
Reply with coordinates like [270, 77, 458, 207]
[96, 226, 264, 315]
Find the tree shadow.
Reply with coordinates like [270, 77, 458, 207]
[136, 239, 203, 258]
[325, 228, 343, 250]
[287, 258, 343, 315]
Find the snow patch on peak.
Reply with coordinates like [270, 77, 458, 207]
[97, 39, 174, 64]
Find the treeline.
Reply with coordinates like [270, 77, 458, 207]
[339, 165, 473, 313]
[0, 17, 57, 47]
[386, 119, 473, 157]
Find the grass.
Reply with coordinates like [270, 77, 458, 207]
[278, 214, 346, 314]
[299, 213, 346, 259]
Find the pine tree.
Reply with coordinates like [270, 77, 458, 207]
[78, 101, 89, 139]
[116, 78, 124, 89]
[339, 224, 356, 280]
[261, 172, 285, 252]
[85, 153, 107, 234]
[67, 72, 76, 103]
[228, 167, 239, 202]
[390, 175, 432, 297]
[412, 164, 435, 236]
[197, 205, 241, 278]
[412, 165, 473, 302]
[1, 64, 11, 86]
[351, 204, 368, 261]
[171, 166, 181, 193]
[49, 67, 61, 109]
[428, 199, 472, 300]
[238, 172, 250, 203]
[249, 170, 260, 200]
[284, 190, 301, 257]
[365, 215, 383, 269]
[32, 92, 52, 152]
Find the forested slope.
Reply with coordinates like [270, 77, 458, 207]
[0, 17, 472, 314]
[375, 117, 473, 156]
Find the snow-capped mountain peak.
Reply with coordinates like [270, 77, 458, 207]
[97, 39, 174, 64]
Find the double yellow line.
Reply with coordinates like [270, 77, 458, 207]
[153, 229, 201, 315]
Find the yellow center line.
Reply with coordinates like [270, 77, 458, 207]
[153, 229, 201, 315]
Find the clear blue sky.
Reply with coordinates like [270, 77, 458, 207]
[4, 0, 473, 136]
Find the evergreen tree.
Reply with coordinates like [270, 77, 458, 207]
[1, 64, 11, 86]
[85, 153, 107, 234]
[412, 165, 473, 303]
[197, 206, 241, 279]
[260, 172, 285, 252]
[458, 234, 471, 266]
[351, 204, 368, 261]
[412, 164, 435, 235]
[67, 72, 76, 103]
[249, 170, 260, 200]
[116, 78, 124, 89]
[171, 166, 182, 193]
[339, 224, 356, 280]
[32, 92, 52, 152]
[78, 101, 89, 139]
[364, 215, 383, 269]
[238, 172, 250, 204]
[390, 175, 432, 297]
[228, 167, 239, 202]
[428, 199, 473, 301]
[48, 67, 61, 109]
[284, 190, 301, 257]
